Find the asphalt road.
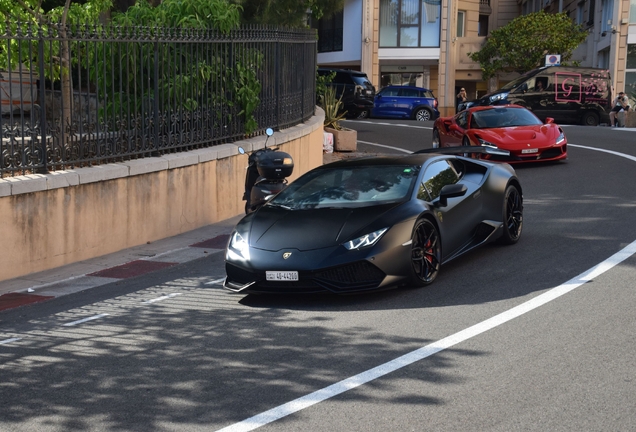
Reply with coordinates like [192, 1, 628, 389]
[1, 121, 635, 431]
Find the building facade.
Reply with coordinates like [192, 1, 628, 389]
[316, 0, 634, 116]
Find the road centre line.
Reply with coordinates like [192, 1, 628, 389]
[63, 313, 110, 327]
[0, 338, 22, 345]
[568, 144, 636, 162]
[144, 293, 183, 304]
[216, 144, 636, 432]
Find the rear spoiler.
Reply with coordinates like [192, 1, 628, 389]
[414, 146, 510, 157]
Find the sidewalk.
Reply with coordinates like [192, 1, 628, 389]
[0, 150, 374, 312]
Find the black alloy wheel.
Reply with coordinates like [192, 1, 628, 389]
[581, 111, 599, 126]
[498, 184, 523, 245]
[410, 218, 442, 286]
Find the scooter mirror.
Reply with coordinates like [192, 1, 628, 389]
[265, 128, 274, 137]
[238, 147, 246, 155]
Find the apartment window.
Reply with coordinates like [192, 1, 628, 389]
[625, 45, 636, 104]
[457, 11, 465, 37]
[588, 0, 595, 26]
[379, 0, 441, 48]
[478, 14, 489, 36]
[316, 10, 344, 53]
[577, 1, 585, 25]
[631, 0, 636, 23]
[601, 0, 613, 32]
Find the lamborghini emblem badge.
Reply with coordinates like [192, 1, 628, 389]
[283, 252, 292, 259]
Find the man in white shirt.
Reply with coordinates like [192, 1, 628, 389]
[610, 91, 630, 127]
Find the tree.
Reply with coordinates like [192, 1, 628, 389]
[232, 0, 344, 27]
[468, 11, 588, 80]
[1, 0, 112, 140]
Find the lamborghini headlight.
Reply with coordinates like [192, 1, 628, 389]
[556, 131, 566, 145]
[343, 228, 388, 251]
[228, 231, 250, 260]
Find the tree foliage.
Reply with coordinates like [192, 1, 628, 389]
[232, 0, 344, 26]
[468, 11, 588, 80]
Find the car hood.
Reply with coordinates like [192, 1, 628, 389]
[247, 204, 398, 251]
[474, 124, 558, 148]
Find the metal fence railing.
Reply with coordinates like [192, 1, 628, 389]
[1, 23, 317, 177]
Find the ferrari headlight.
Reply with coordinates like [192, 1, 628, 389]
[556, 131, 566, 145]
[343, 228, 388, 251]
[228, 231, 250, 260]
[477, 137, 498, 148]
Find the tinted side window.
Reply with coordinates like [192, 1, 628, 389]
[333, 72, 353, 84]
[456, 111, 468, 129]
[380, 88, 400, 97]
[400, 88, 419, 97]
[351, 74, 371, 86]
[423, 90, 434, 98]
[418, 160, 460, 202]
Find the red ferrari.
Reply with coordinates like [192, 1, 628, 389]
[432, 105, 567, 163]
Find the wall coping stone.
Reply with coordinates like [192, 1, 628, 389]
[0, 108, 325, 197]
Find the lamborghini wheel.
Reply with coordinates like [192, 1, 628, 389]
[410, 218, 441, 286]
[498, 184, 523, 245]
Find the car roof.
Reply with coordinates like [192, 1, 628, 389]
[318, 67, 368, 76]
[382, 85, 432, 92]
[320, 153, 444, 169]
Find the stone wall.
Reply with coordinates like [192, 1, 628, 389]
[0, 109, 325, 283]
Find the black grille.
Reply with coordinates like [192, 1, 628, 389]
[226, 261, 386, 294]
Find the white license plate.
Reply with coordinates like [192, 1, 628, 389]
[266, 271, 299, 281]
[521, 148, 538, 154]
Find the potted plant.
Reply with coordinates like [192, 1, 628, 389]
[320, 86, 357, 152]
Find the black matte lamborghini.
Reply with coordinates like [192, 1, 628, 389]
[224, 147, 523, 294]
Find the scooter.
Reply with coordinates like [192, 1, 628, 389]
[239, 128, 294, 214]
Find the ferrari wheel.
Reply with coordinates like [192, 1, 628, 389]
[432, 129, 440, 148]
[410, 219, 441, 287]
[499, 184, 523, 245]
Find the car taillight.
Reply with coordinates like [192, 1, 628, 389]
[434, 99, 438, 108]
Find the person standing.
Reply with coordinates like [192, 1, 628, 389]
[610, 91, 630, 127]
[456, 88, 467, 113]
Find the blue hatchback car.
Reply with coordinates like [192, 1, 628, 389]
[371, 86, 440, 121]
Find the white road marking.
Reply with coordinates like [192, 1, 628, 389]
[144, 293, 183, 304]
[63, 313, 110, 327]
[216, 144, 636, 432]
[205, 278, 227, 286]
[569, 144, 636, 162]
[217, 239, 636, 432]
[0, 338, 22, 345]
[357, 140, 413, 153]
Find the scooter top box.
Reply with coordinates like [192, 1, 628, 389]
[256, 151, 294, 179]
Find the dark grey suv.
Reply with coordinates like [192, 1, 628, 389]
[318, 68, 376, 118]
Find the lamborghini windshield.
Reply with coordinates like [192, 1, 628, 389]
[267, 165, 420, 210]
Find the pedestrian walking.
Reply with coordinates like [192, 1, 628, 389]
[456, 88, 467, 113]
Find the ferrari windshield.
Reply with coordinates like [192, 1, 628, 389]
[267, 165, 420, 210]
[471, 107, 543, 129]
